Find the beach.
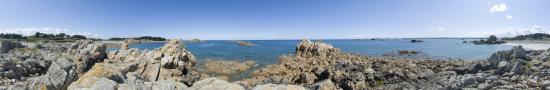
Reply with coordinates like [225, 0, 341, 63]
[505, 40, 550, 50]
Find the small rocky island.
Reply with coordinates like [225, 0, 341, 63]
[410, 39, 424, 43]
[472, 35, 506, 44]
[1, 38, 550, 90]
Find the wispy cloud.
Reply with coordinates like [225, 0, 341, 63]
[489, 3, 507, 13]
[0, 27, 100, 38]
[506, 15, 513, 20]
[428, 26, 451, 32]
[470, 26, 547, 37]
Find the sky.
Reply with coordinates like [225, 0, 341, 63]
[0, 0, 549, 40]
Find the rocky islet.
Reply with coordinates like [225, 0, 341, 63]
[0, 39, 549, 90]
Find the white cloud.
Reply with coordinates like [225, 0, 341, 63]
[428, 26, 451, 32]
[489, 3, 507, 13]
[470, 26, 547, 37]
[0, 27, 100, 38]
[506, 15, 513, 20]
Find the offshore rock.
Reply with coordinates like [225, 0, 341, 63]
[296, 39, 341, 58]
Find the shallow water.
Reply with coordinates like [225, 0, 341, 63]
[108, 39, 515, 65]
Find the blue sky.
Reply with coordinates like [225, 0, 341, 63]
[0, 0, 548, 40]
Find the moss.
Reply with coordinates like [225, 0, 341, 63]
[375, 79, 384, 86]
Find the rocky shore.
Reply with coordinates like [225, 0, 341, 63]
[0, 38, 550, 90]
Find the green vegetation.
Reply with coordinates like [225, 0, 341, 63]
[108, 36, 167, 41]
[503, 33, 550, 40]
[0, 32, 91, 42]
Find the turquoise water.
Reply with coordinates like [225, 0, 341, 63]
[109, 39, 515, 65]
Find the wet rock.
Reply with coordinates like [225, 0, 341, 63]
[252, 84, 306, 90]
[190, 78, 245, 90]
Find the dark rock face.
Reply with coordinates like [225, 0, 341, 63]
[488, 46, 531, 75]
[0, 40, 24, 53]
[472, 35, 506, 44]
[410, 39, 424, 43]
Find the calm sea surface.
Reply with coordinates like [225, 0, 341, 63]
[108, 39, 515, 65]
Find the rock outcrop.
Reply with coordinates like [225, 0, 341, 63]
[202, 60, 257, 75]
[472, 35, 506, 44]
[0, 40, 24, 53]
[25, 57, 78, 90]
[295, 39, 341, 58]
[3, 38, 550, 90]
[252, 84, 307, 90]
[68, 40, 108, 75]
[189, 78, 245, 90]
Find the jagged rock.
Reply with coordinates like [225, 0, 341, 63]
[252, 84, 307, 90]
[190, 78, 245, 90]
[25, 57, 77, 90]
[297, 73, 317, 84]
[489, 46, 531, 75]
[0, 40, 24, 53]
[89, 78, 118, 90]
[68, 63, 126, 89]
[155, 39, 195, 69]
[202, 60, 257, 75]
[1, 59, 49, 79]
[127, 39, 206, 85]
[150, 80, 189, 90]
[313, 80, 338, 90]
[296, 39, 341, 58]
[542, 80, 550, 89]
[69, 40, 108, 75]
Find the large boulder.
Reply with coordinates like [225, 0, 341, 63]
[296, 39, 341, 58]
[1, 59, 49, 79]
[25, 57, 78, 90]
[202, 60, 257, 75]
[488, 46, 530, 75]
[252, 84, 307, 90]
[0, 40, 24, 53]
[190, 78, 245, 90]
[67, 63, 126, 89]
[68, 40, 108, 75]
[132, 39, 205, 85]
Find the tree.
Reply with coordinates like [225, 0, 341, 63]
[488, 35, 497, 41]
[57, 33, 66, 38]
[72, 35, 87, 39]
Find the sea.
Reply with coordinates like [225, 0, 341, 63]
[108, 39, 516, 65]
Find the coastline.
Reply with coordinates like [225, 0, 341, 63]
[504, 40, 550, 50]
